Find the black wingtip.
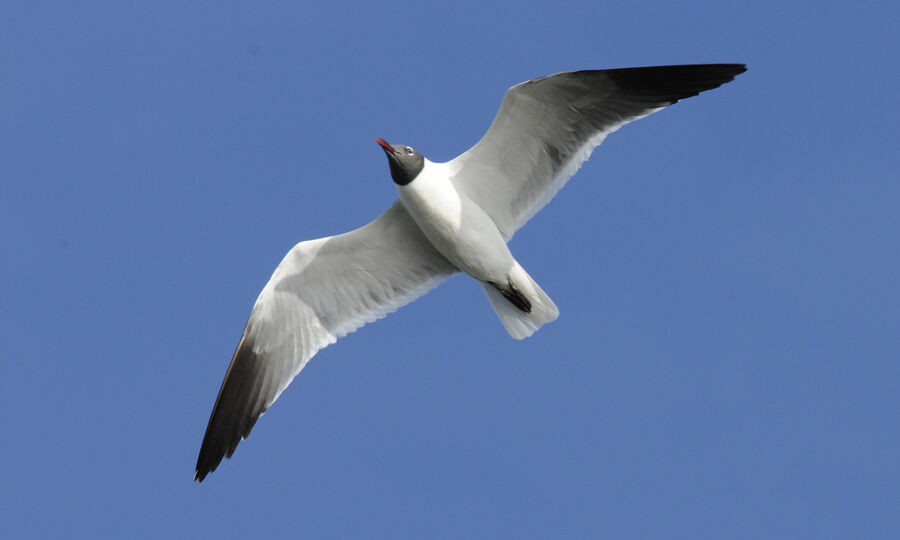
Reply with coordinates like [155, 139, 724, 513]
[600, 63, 747, 105]
[194, 333, 269, 483]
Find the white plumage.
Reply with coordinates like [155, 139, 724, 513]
[195, 64, 746, 481]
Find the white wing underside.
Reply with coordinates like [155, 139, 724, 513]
[446, 72, 669, 240]
[450, 111, 658, 241]
[251, 202, 456, 401]
[194, 201, 456, 479]
[446, 66, 745, 239]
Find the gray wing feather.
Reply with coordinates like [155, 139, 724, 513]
[195, 201, 456, 481]
[448, 64, 746, 240]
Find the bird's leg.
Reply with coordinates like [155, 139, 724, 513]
[489, 278, 532, 313]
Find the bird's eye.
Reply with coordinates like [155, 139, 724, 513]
[405, 147, 414, 155]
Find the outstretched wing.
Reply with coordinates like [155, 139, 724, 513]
[195, 202, 457, 481]
[448, 64, 746, 240]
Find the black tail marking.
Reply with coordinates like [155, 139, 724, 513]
[490, 279, 532, 313]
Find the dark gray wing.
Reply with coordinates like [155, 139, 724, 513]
[448, 64, 746, 240]
[195, 202, 457, 481]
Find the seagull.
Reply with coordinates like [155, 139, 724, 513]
[194, 63, 746, 481]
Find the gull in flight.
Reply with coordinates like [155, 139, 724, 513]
[195, 63, 747, 481]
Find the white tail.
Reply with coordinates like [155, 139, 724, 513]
[481, 264, 559, 340]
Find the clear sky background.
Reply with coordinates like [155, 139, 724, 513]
[3, 1, 898, 538]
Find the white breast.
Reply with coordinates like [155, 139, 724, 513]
[397, 160, 463, 238]
[397, 159, 514, 282]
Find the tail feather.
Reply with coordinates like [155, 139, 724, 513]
[481, 264, 559, 340]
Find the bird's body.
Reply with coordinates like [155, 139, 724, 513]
[399, 159, 516, 291]
[397, 156, 559, 335]
[396, 160, 471, 271]
[195, 64, 747, 482]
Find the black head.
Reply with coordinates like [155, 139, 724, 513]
[376, 137, 424, 186]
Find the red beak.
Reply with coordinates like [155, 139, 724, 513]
[375, 137, 396, 154]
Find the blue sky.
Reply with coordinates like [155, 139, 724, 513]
[2, 1, 899, 538]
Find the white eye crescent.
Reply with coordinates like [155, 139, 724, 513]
[405, 147, 414, 155]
